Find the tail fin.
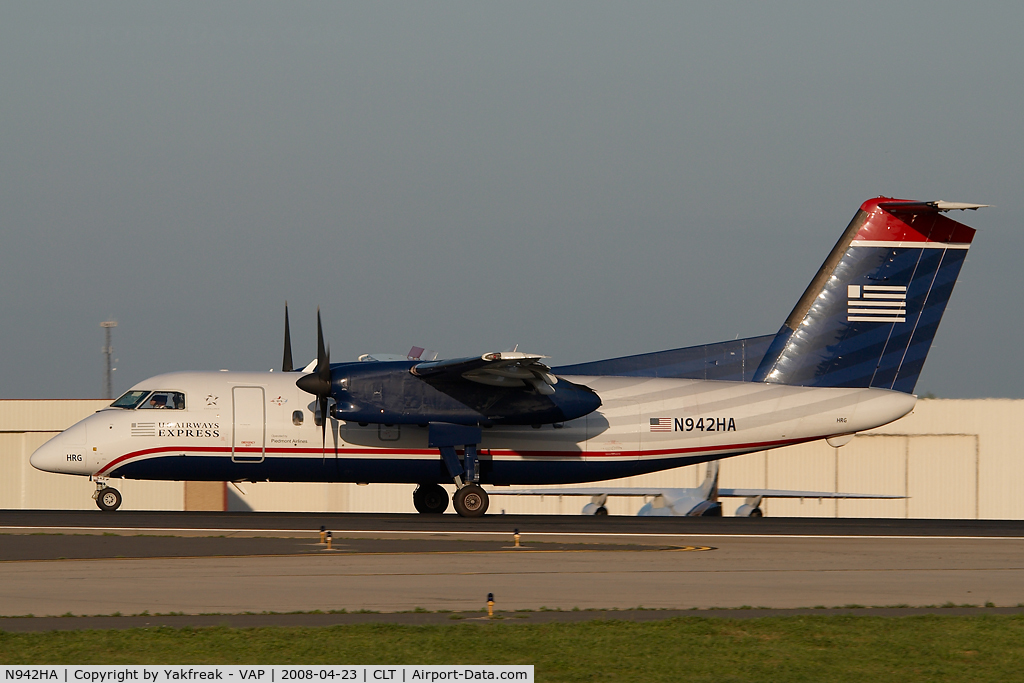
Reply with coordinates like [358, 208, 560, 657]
[752, 198, 982, 392]
[699, 460, 720, 501]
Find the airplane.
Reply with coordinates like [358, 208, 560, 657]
[488, 459, 904, 517]
[29, 197, 984, 517]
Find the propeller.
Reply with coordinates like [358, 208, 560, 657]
[282, 302, 294, 373]
[296, 309, 332, 453]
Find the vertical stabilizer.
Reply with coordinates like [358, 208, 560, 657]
[752, 198, 980, 392]
[699, 460, 720, 501]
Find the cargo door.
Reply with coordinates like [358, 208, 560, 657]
[232, 386, 265, 463]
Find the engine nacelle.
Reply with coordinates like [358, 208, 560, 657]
[581, 503, 601, 515]
[691, 500, 722, 517]
[735, 504, 761, 517]
[735, 495, 764, 517]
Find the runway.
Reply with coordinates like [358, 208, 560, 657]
[4, 509, 1023, 538]
[2, 511, 1023, 623]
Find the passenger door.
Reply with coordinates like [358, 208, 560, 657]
[232, 386, 266, 463]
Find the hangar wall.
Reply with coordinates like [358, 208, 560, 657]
[2, 399, 1020, 519]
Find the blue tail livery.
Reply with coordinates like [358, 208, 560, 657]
[751, 198, 981, 392]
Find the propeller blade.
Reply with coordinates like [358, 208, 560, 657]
[320, 394, 328, 455]
[293, 308, 332, 456]
[323, 343, 331, 452]
[316, 309, 327, 377]
[296, 308, 332, 397]
[282, 303, 294, 373]
[320, 341, 331, 387]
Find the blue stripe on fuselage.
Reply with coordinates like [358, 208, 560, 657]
[108, 451, 742, 486]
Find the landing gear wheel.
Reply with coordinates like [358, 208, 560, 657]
[452, 484, 489, 518]
[96, 487, 122, 512]
[594, 506, 609, 516]
[413, 483, 449, 514]
[749, 507, 763, 518]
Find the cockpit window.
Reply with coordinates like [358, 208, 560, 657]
[110, 390, 151, 409]
[138, 391, 186, 410]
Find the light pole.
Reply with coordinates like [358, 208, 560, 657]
[101, 321, 117, 400]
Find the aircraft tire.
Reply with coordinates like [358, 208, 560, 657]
[413, 483, 449, 514]
[453, 484, 489, 518]
[96, 487, 122, 512]
[594, 506, 609, 516]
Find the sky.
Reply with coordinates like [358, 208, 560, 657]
[1, 2, 1021, 400]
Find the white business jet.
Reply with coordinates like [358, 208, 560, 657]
[489, 459, 904, 517]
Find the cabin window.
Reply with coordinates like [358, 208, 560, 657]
[139, 391, 186, 410]
[110, 390, 150, 409]
[292, 410, 304, 426]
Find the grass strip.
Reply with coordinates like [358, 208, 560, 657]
[2, 616, 1023, 682]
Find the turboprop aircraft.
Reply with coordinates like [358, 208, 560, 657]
[30, 197, 984, 517]
[489, 459, 904, 517]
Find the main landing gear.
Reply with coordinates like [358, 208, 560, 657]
[413, 483, 449, 514]
[416, 423, 490, 518]
[453, 484, 489, 517]
[412, 482, 489, 517]
[93, 481, 122, 512]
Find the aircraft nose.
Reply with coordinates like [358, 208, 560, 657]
[30, 421, 89, 474]
[30, 437, 65, 473]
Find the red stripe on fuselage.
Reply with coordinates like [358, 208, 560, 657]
[95, 436, 812, 476]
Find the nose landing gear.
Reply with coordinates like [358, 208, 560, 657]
[93, 481, 122, 511]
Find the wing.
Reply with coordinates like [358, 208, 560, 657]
[412, 352, 558, 395]
[718, 488, 903, 499]
[490, 487, 903, 499]
[489, 487, 668, 497]
[329, 350, 601, 426]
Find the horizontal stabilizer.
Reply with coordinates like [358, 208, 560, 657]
[878, 200, 989, 213]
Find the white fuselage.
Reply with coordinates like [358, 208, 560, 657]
[30, 371, 916, 486]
